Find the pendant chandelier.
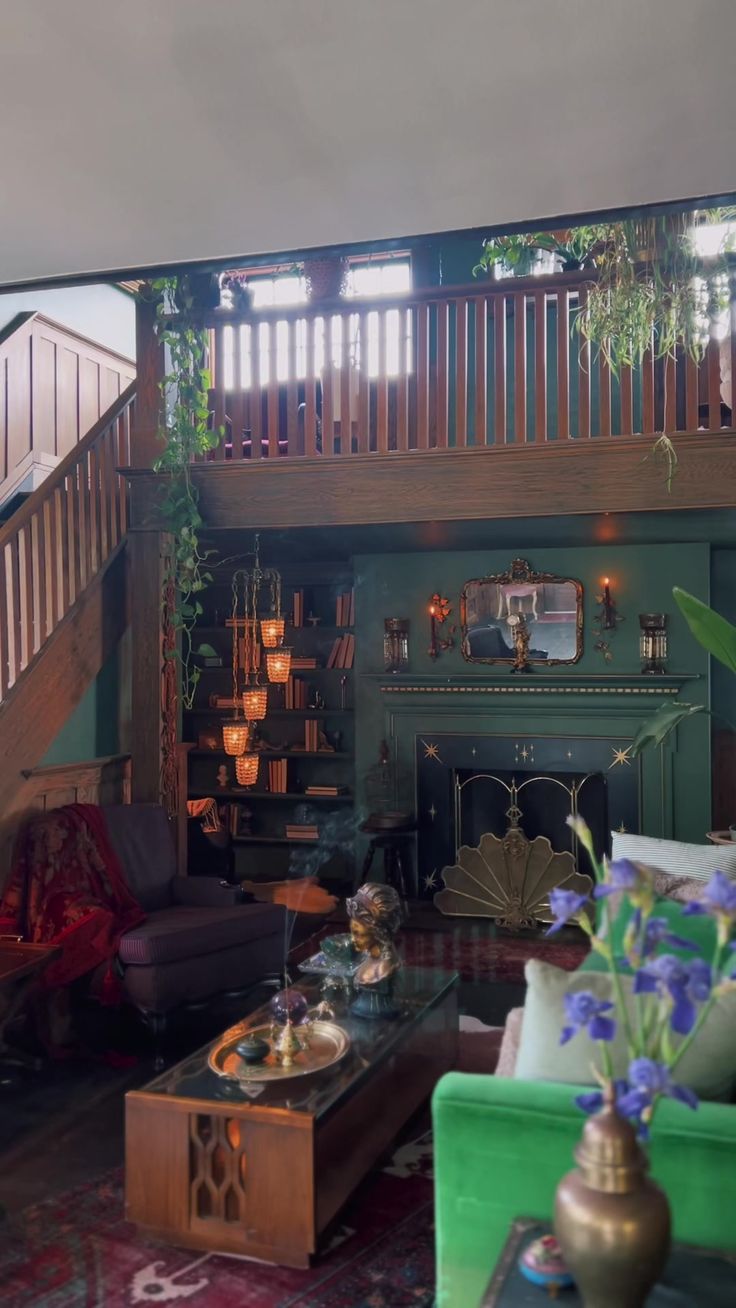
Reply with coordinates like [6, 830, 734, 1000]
[223, 535, 289, 758]
[235, 751, 260, 787]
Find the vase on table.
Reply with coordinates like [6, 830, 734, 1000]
[554, 1091, 670, 1308]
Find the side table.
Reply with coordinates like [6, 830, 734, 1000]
[481, 1219, 736, 1307]
[0, 940, 60, 1082]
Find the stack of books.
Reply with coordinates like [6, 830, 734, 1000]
[292, 656, 318, 670]
[268, 759, 288, 792]
[284, 676, 306, 709]
[304, 719, 320, 752]
[292, 589, 305, 627]
[286, 824, 319, 842]
[326, 633, 355, 668]
[305, 784, 348, 797]
[336, 589, 355, 626]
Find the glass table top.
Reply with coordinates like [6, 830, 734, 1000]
[139, 966, 458, 1120]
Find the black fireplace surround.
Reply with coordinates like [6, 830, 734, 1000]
[416, 732, 639, 899]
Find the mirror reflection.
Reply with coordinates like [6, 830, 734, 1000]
[460, 559, 582, 666]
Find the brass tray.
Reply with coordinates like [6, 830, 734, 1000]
[208, 1019, 350, 1083]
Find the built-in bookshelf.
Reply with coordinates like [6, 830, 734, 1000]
[184, 559, 356, 884]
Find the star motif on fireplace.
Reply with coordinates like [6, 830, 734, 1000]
[424, 869, 439, 890]
[422, 740, 442, 762]
[520, 746, 530, 761]
[609, 746, 632, 769]
[617, 821, 628, 833]
[429, 804, 437, 821]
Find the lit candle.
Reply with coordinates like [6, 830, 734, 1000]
[603, 577, 612, 607]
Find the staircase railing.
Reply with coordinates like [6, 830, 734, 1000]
[0, 381, 136, 701]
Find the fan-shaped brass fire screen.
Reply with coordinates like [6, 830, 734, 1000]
[434, 825, 592, 931]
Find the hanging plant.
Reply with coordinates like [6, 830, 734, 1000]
[143, 277, 224, 710]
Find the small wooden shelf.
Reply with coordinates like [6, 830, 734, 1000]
[188, 708, 353, 717]
[189, 789, 353, 802]
[189, 749, 352, 760]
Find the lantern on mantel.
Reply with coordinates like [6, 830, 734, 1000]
[235, 752, 260, 787]
[222, 720, 252, 756]
[243, 685, 268, 720]
[266, 647, 292, 683]
[261, 616, 286, 648]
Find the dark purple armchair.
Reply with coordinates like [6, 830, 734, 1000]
[103, 805, 285, 1045]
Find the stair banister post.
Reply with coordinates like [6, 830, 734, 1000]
[131, 293, 164, 468]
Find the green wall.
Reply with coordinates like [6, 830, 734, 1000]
[354, 542, 712, 846]
[41, 630, 131, 767]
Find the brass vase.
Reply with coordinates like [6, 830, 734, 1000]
[554, 1093, 671, 1308]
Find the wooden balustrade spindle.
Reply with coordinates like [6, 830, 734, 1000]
[556, 289, 570, 440]
[376, 310, 389, 453]
[642, 339, 655, 434]
[250, 324, 262, 459]
[396, 308, 409, 452]
[454, 298, 468, 447]
[304, 316, 318, 456]
[10, 535, 22, 684]
[474, 297, 488, 446]
[577, 286, 591, 439]
[286, 319, 299, 457]
[663, 353, 677, 433]
[357, 311, 371, 453]
[21, 524, 34, 667]
[706, 335, 722, 430]
[339, 314, 352, 456]
[685, 350, 700, 432]
[493, 294, 506, 445]
[416, 302, 430, 449]
[213, 324, 227, 460]
[513, 293, 527, 444]
[435, 300, 449, 449]
[321, 317, 335, 456]
[533, 290, 547, 442]
[619, 363, 634, 436]
[265, 322, 280, 457]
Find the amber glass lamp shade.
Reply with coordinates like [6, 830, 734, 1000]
[266, 647, 292, 683]
[222, 720, 251, 756]
[235, 753, 260, 787]
[242, 686, 268, 720]
[260, 617, 286, 648]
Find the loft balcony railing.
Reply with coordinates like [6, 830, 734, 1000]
[191, 273, 735, 462]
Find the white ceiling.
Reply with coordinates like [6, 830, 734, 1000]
[2, 0, 735, 287]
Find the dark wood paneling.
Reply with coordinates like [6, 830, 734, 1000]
[128, 432, 736, 532]
[129, 530, 166, 804]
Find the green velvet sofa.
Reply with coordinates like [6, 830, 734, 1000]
[432, 1073, 736, 1308]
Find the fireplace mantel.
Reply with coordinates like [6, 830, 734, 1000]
[372, 673, 701, 698]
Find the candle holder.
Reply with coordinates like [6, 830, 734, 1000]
[639, 613, 668, 674]
[384, 618, 409, 672]
[428, 593, 456, 660]
[592, 576, 624, 663]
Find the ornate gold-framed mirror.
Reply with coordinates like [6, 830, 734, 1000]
[460, 558, 583, 667]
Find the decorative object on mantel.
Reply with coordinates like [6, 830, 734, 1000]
[639, 612, 668, 674]
[508, 613, 531, 674]
[347, 882, 403, 1019]
[384, 617, 410, 672]
[363, 740, 414, 830]
[428, 594, 456, 660]
[434, 823, 592, 931]
[547, 811, 736, 1307]
[592, 576, 624, 662]
[461, 558, 583, 666]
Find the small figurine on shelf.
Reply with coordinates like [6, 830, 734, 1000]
[317, 727, 335, 753]
[508, 613, 531, 674]
[346, 882, 403, 1018]
[216, 764, 230, 789]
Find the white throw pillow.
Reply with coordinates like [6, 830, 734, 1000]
[514, 959, 736, 1102]
[611, 831, 736, 883]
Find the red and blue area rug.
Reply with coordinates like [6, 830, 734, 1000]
[0, 1131, 434, 1307]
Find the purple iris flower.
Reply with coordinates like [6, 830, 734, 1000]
[594, 859, 640, 900]
[633, 954, 712, 1035]
[546, 888, 589, 936]
[618, 1058, 698, 1124]
[641, 916, 697, 959]
[682, 870, 736, 931]
[560, 990, 616, 1045]
[575, 1079, 629, 1117]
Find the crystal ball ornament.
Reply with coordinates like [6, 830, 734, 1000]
[269, 988, 308, 1026]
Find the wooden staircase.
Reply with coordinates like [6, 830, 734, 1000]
[0, 383, 136, 870]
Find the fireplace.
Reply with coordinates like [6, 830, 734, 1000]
[416, 732, 639, 899]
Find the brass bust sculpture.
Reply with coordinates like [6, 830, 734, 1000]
[346, 882, 402, 987]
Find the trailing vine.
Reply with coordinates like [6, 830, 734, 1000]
[146, 277, 223, 710]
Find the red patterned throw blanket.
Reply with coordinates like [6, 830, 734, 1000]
[0, 804, 145, 1001]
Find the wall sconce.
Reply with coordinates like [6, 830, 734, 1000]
[384, 618, 410, 672]
[266, 647, 293, 683]
[592, 576, 624, 662]
[428, 593, 456, 660]
[639, 613, 668, 674]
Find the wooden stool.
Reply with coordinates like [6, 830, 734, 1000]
[359, 828, 415, 906]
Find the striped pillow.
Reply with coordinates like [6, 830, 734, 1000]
[610, 831, 736, 882]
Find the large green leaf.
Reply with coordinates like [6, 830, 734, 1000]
[673, 587, 736, 674]
[630, 700, 704, 756]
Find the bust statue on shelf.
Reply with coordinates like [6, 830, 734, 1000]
[346, 882, 403, 1017]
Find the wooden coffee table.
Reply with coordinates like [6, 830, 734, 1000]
[0, 941, 60, 1074]
[125, 966, 458, 1267]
